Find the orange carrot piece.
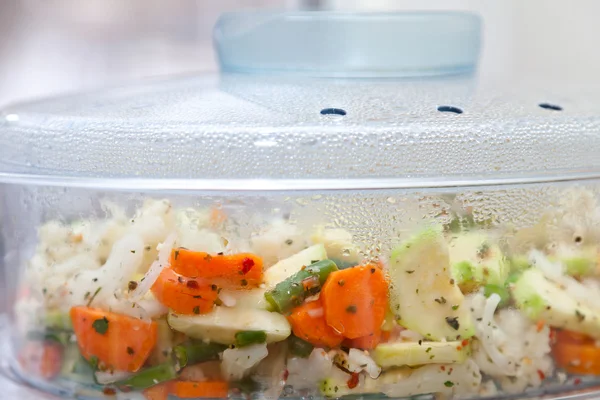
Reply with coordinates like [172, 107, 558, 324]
[552, 339, 600, 375]
[554, 329, 595, 345]
[288, 299, 344, 348]
[70, 306, 157, 372]
[18, 341, 63, 379]
[171, 381, 229, 399]
[551, 329, 600, 375]
[345, 329, 383, 350]
[321, 265, 388, 339]
[151, 267, 217, 315]
[170, 249, 263, 288]
[143, 382, 171, 400]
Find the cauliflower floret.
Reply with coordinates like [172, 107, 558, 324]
[251, 220, 309, 267]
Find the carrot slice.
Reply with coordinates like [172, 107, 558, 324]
[551, 329, 600, 375]
[552, 339, 600, 375]
[170, 249, 263, 288]
[345, 329, 383, 350]
[554, 329, 595, 345]
[321, 265, 388, 339]
[143, 382, 170, 400]
[171, 381, 229, 399]
[151, 267, 217, 315]
[18, 341, 63, 379]
[70, 306, 157, 372]
[288, 299, 344, 348]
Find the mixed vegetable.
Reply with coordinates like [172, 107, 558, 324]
[13, 191, 600, 399]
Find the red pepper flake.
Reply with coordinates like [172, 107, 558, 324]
[441, 366, 446, 371]
[574, 378, 582, 385]
[347, 373, 359, 389]
[456, 346, 462, 351]
[102, 387, 116, 396]
[186, 280, 199, 289]
[461, 339, 469, 347]
[241, 258, 255, 275]
[283, 369, 289, 381]
[537, 370, 545, 380]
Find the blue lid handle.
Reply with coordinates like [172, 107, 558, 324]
[214, 11, 482, 78]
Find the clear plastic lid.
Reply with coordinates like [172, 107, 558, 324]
[0, 11, 599, 191]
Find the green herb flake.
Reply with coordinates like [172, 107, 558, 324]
[444, 381, 454, 387]
[445, 316, 460, 330]
[193, 306, 200, 314]
[452, 305, 459, 311]
[86, 287, 102, 307]
[92, 317, 109, 335]
[576, 309, 586, 322]
[426, 347, 432, 353]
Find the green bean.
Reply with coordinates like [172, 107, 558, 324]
[264, 259, 338, 313]
[115, 362, 177, 390]
[173, 341, 226, 367]
[234, 330, 267, 348]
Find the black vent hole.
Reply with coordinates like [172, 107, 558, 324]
[539, 103, 562, 111]
[320, 108, 346, 116]
[437, 105, 463, 114]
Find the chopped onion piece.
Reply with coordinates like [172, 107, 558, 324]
[130, 233, 176, 301]
[95, 370, 132, 384]
[221, 343, 268, 381]
[348, 348, 381, 379]
[219, 291, 237, 308]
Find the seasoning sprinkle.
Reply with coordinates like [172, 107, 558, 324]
[346, 305, 358, 314]
[445, 316, 460, 330]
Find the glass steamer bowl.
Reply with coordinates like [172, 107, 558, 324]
[2, 10, 600, 400]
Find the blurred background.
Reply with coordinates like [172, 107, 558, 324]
[0, 0, 599, 107]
